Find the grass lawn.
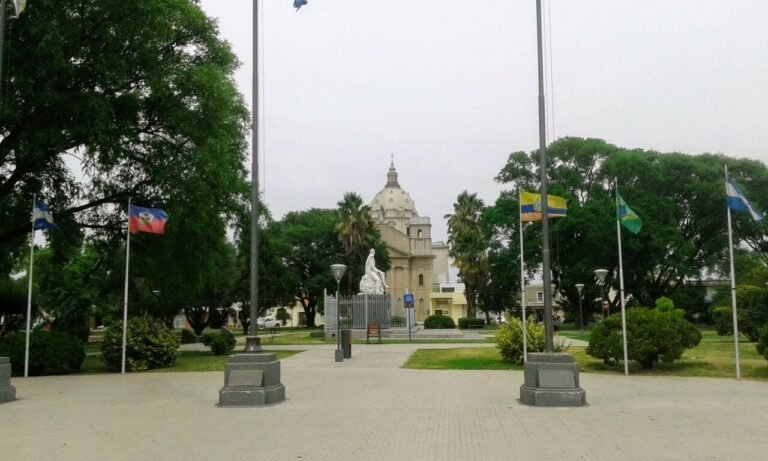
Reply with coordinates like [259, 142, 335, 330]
[80, 350, 300, 374]
[404, 329, 768, 380]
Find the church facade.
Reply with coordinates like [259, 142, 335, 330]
[370, 162, 435, 322]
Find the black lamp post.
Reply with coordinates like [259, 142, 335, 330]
[575, 283, 585, 332]
[330, 264, 347, 362]
[594, 269, 608, 317]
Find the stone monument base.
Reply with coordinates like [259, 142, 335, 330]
[219, 352, 285, 407]
[520, 353, 586, 407]
[0, 357, 16, 403]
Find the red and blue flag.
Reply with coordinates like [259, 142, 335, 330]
[129, 205, 168, 234]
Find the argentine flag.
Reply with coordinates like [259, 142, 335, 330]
[33, 201, 56, 230]
[726, 177, 764, 221]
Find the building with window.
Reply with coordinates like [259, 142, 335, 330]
[370, 161, 435, 322]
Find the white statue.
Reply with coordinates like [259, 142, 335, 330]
[359, 249, 388, 294]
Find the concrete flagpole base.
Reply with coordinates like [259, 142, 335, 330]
[0, 357, 16, 403]
[218, 337, 285, 407]
[519, 353, 586, 407]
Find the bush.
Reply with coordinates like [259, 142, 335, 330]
[101, 317, 179, 372]
[180, 328, 198, 344]
[757, 326, 768, 362]
[275, 308, 291, 326]
[587, 307, 702, 369]
[458, 317, 485, 329]
[710, 285, 768, 341]
[0, 331, 85, 376]
[201, 328, 237, 355]
[423, 315, 456, 329]
[495, 317, 567, 364]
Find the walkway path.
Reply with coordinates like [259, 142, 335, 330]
[2, 341, 767, 461]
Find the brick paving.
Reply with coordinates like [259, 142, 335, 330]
[2, 343, 767, 461]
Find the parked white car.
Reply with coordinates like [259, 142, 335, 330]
[257, 317, 281, 329]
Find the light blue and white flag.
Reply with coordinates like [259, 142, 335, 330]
[33, 201, 56, 230]
[726, 177, 764, 221]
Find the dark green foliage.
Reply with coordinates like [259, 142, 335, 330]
[757, 326, 768, 361]
[101, 317, 179, 372]
[587, 308, 702, 369]
[0, 331, 84, 376]
[180, 328, 198, 344]
[710, 285, 768, 342]
[711, 306, 735, 337]
[201, 329, 236, 355]
[423, 315, 456, 329]
[458, 317, 485, 329]
[275, 308, 291, 326]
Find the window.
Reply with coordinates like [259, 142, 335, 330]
[536, 291, 544, 302]
[418, 274, 424, 286]
[417, 229, 423, 238]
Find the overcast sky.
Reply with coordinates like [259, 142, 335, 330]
[198, 0, 768, 242]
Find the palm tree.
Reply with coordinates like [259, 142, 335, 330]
[447, 191, 489, 320]
[335, 192, 375, 293]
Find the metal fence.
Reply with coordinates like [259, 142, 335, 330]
[324, 291, 415, 331]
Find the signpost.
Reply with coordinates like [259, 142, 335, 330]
[404, 292, 414, 342]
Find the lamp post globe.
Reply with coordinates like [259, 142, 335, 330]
[575, 283, 585, 332]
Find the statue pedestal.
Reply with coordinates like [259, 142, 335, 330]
[0, 357, 16, 403]
[219, 352, 285, 407]
[519, 353, 586, 407]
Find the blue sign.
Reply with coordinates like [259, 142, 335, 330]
[404, 293, 414, 307]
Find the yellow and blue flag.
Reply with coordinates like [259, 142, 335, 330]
[520, 191, 567, 222]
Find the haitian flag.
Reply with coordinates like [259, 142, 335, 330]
[129, 205, 168, 234]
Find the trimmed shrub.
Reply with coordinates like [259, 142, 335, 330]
[423, 315, 456, 329]
[587, 307, 702, 369]
[201, 328, 237, 355]
[101, 317, 179, 372]
[180, 328, 198, 344]
[495, 317, 567, 364]
[0, 331, 85, 376]
[757, 326, 768, 362]
[458, 317, 485, 329]
[275, 308, 291, 326]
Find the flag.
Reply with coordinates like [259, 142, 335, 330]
[520, 191, 567, 222]
[33, 201, 56, 230]
[293, 0, 307, 11]
[617, 192, 642, 234]
[129, 205, 168, 234]
[13, 0, 26, 16]
[726, 176, 764, 221]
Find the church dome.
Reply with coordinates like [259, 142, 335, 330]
[370, 161, 418, 233]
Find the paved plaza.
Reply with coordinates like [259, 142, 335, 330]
[2, 343, 768, 461]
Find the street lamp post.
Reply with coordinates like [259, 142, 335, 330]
[594, 269, 608, 317]
[330, 264, 347, 362]
[575, 283, 585, 332]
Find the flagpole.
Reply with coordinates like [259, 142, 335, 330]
[24, 194, 35, 378]
[615, 180, 629, 376]
[518, 188, 528, 362]
[122, 198, 132, 374]
[724, 166, 741, 380]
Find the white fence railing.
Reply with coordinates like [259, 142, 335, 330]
[324, 291, 415, 331]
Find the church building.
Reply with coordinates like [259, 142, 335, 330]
[370, 162, 435, 322]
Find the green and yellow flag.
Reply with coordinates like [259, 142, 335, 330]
[617, 192, 642, 234]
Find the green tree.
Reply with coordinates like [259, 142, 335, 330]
[272, 209, 344, 328]
[492, 137, 768, 323]
[0, 0, 249, 284]
[447, 191, 488, 320]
